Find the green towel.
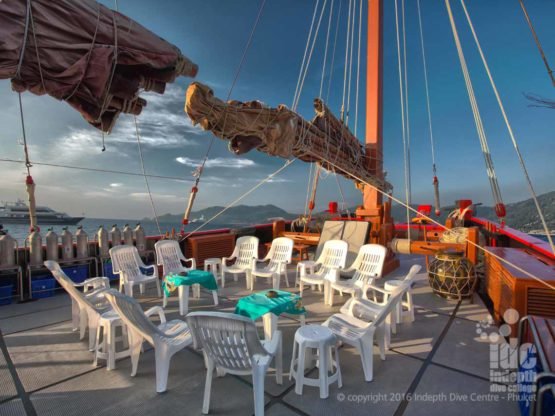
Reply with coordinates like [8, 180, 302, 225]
[235, 289, 306, 320]
[163, 270, 218, 297]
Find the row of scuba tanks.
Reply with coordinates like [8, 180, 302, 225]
[0, 223, 146, 267]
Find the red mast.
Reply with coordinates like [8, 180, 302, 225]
[357, 0, 399, 273]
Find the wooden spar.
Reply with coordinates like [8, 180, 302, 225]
[184, 82, 392, 193]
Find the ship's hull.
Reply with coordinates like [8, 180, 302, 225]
[0, 216, 84, 225]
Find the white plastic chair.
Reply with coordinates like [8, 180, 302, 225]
[44, 260, 112, 351]
[247, 237, 293, 291]
[327, 244, 386, 306]
[104, 290, 192, 393]
[299, 240, 348, 303]
[110, 245, 161, 298]
[45, 261, 110, 337]
[221, 236, 259, 288]
[186, 311, 282, 416]
[322, 288, 405, 382]
[366, 264, 422, 325]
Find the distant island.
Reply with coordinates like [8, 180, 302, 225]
[143, 192, 554, 234]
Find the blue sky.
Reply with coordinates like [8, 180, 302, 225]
[0, 0, 553, 220]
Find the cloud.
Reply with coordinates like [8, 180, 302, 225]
[129, 192, 180, 200]
[175, 156, 256, 169]
[109, 183, 123, 187]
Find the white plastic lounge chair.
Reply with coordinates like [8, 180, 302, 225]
[110, 245, 162, 298]
[221, 236, 259, 288]
[187, 311, 282, 416]
[327, 244, 386, 305]
[44, 260, 110, 337]
[248, 237, 293, 290]
[104, 290, 192, 393]
[299, 240, 348, 303]
[366, 264, 422, 324]
[323, 289, 405, 382]
[45, 260, 112, 350]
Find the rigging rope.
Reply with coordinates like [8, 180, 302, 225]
[518, 0, 555, 87]
[181, 159, 295, 240]
[318, 0, 334, 99]
[292, 0, 328, 111]
[460, 0, 555, 255]
[354, 0, 363, 136]
[304, 162, 322, 232]
[340, 0, 353, 123]
[182, 0, 267, 228]
[345, 0, 357, 127]
[416, 0, 441, 217]
[307, 150, 555, 292]
[0, 158, 194, 182]
[16, 92, 38, 231]
[445, 0, 506, 223]
[134, 116, 162, 236]
[293, 0, 321, 109]
[325, 0, 342, 104]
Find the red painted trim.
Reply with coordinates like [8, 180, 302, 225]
[470, 217, 555, 260]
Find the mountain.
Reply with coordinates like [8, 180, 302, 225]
[144, 204, 296, 226]
[475, 191, 555, 232]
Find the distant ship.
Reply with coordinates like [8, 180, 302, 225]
[0, 200, 84, 225]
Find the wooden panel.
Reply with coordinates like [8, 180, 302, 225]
[185, 234, 235, 268]
[485, 247, 555, 332]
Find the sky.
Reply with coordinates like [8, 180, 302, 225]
[0, 0, 553, 220]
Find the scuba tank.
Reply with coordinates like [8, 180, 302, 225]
[61, 227, 74, 260]
[75, 226, 89, 258]
[97, 225, 109, 257]
[28, 228, 43, 266]
[110, 224, 122, 247]
[133, 223, 146, 253]
[45, 228, 59, 261]
[0, 231, 17, 267]
[122, 224, 134, 246]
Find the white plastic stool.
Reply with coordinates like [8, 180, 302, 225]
[384, 280, 414, 324]
[290, 325, 342, 399]
[204, 258, 222, 287]
[94, 311, 131, 370]
[296, 260, 321, 291]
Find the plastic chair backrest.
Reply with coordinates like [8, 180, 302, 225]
[403, 265, 422, 283]
[104, 289, 163, 345]
[265, 237, 293, 271]
[110, 245, 144, 281]
[186, 311, 268, 372]
[349, 244, 387, 287]
[233, 236, 259, 268]
[315, 240, 348, 277]
[44, 260, 95, 310]
[155, 240, 186, 275]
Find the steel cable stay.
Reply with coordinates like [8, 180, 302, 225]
[445, 0, 506, 224]
[459, 0, 555, 255]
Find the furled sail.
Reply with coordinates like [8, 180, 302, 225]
[185, 82, 392, 192]
[0, 0, 198, 132]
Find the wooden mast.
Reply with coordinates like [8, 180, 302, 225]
[357, 0, 399, 273]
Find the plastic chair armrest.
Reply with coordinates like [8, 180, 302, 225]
[262, 330, 282, 357]
[145, 306, 167, 324]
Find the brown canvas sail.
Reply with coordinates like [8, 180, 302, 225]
[185, 82, 392, 192]
[0, 0, 197, 132]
